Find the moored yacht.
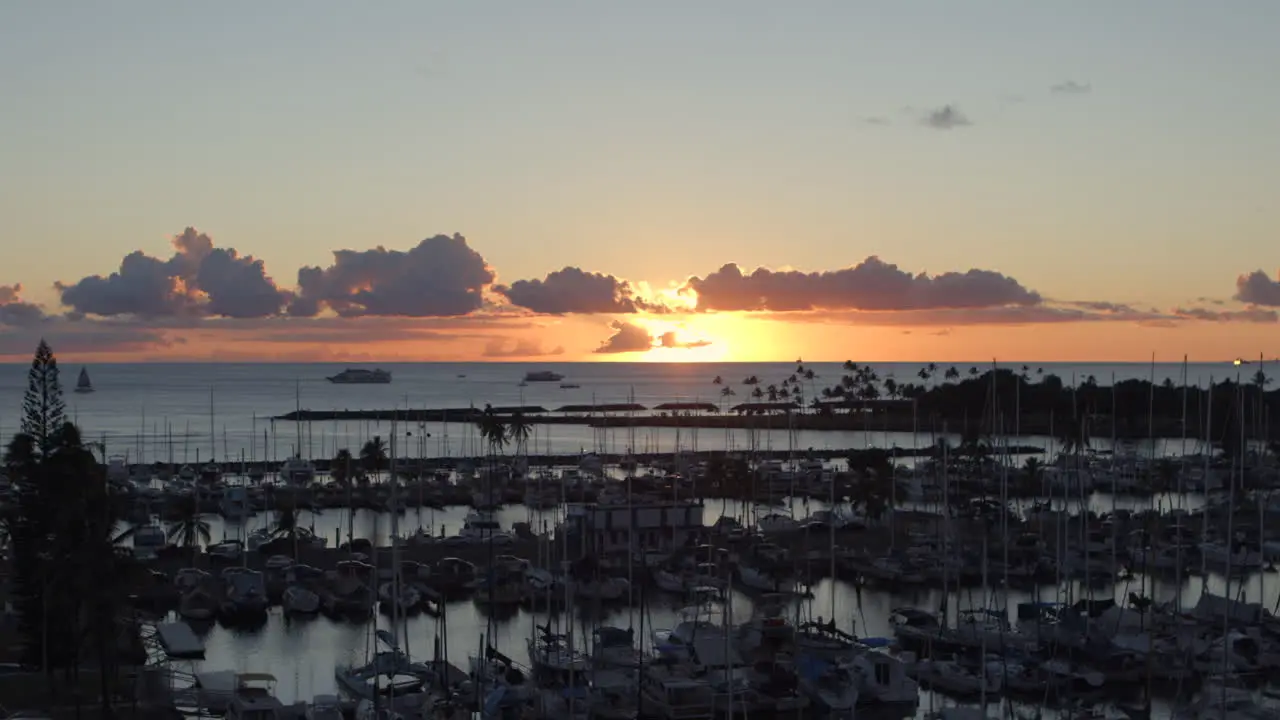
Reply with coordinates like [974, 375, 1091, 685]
[281, 454, 316, 484]
[455, 510, 513, 542]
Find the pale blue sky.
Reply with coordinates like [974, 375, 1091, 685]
[2, 1, 1277, 309]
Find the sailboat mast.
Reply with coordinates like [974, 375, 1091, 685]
[209, 386, 215, 463]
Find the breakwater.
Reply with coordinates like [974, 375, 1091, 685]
[270, 368, 1280, 441]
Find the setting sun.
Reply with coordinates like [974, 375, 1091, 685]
[586, 312, 787, 362]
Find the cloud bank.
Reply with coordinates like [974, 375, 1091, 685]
[1, 227, 1271, 358]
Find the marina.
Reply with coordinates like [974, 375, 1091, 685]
[2, 360, 1279, 719]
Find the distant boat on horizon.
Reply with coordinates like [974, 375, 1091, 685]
[523, 370, 565, 383]
[75, 367, 94, 394]
[327, 368, 392, 384]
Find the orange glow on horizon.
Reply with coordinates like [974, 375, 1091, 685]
[0, 311, 1274, 363]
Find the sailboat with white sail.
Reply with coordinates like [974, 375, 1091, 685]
[75, 367, 94, 393]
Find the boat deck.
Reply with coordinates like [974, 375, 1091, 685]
[156, 621, 206, 659]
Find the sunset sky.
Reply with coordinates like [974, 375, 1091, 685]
[1, 2, 1278, 362]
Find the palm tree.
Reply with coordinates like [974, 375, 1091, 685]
[166, 494, 211, 564]
[719, 385, 736, 412]
[331, 448, 354, 487]
[361, 436, 388, 482]
[712, 375, 723, 386]
[477, 404, 509, 455]
[945, 366, 960, 382]
[509, 411, 532, 458]
[476, 405, 508, 508]
[968, 366, 979, 378]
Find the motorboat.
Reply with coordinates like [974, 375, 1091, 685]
[455, 510, 512, 542]
[327, 368, 392, 384]
[221, 570, 269, 619]
[220, 486, 251, 520]
[225, 673, 285, 720]
[592, 626, 641, 668]
[281, 455, 317, 484]
[179, 587, 219, 622]
[377, 581, 422, 615]
[105, 455, 129, 483]
[132, 523, 166, 560]
[283, 585, 321, 615]
[305, 694, 343, 720]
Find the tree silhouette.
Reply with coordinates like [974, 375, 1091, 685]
[508, 411, 532, 456]
[360, 436, 388, 480]
[21, 339, 66, 458]
[166, 494, 211, 564]
[331, 448, 356, 487]
[6, 340, 134, 702]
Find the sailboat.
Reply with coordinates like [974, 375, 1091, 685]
[75, 367, 94, 394]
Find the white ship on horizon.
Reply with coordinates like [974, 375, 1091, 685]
[326, 368, 392, 384]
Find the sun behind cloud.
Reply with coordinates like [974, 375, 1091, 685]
[590, 313, 778, 362]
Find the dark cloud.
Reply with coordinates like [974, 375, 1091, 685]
[0, 320, 176, 357]
[56, 227, 290, 319]
[497, 267, 660, 314]
[482, 338, 566, 358]
[593, 321, 657, 354]
[1066, 300, 1141, 314]
[685, 257, 1040, 313]
[760, 304, 1166, 326]
[1172, 307, 1277, 324]
[658, 331, 710, 349]
[922, 105, 971, 130]
[0, 284, 46, 328]
[592, 321, 710, 354]
[761, 300, 1276, 327]
[1235, 270, 1280, 307]
[1051, 81, 1092, 95]
[289, 234, 493, 318]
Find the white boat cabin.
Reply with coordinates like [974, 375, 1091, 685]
[226, 673, 284, 720]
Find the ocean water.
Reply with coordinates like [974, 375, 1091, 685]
[0, 361, 1231, 462]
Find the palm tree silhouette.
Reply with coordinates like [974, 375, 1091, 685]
[360, 436, 388, 482]
[331, 448, 355, 487]
[477, 404, 509, 456]
[166, 494, 211, 564]
[508, 411, 532, 458]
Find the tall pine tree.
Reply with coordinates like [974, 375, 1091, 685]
[20, 339, 66, 459]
